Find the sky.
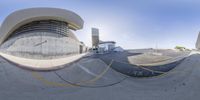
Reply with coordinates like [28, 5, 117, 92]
[0, 0, 200, 49]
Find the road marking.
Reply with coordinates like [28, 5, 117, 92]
[77, 63, 98, 77]
[80, 59, 113, 83]
[111, 59, 187, 78]
[31, 59, 114, 87]
[31, 72, 74, 87]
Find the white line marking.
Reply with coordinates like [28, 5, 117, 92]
[76, 63, 98, 77]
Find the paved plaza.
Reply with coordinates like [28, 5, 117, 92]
[0, 50, 200, 100]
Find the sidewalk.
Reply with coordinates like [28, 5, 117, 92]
[0, 52, 88, 70]
[190, 51, 200, 55]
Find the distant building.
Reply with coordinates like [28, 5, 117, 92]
[91, 28, 99, 48]
[91, 28, 118, 53]
[98, 41, 116, 53]
[196, 32, 200, 50]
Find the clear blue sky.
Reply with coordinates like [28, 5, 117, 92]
[0, 0, 200, 49]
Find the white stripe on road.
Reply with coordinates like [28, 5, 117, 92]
[76, 63, 98, 77]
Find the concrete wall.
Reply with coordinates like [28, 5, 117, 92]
[0, 32, 80, 59]
[196, 32, 200, 50]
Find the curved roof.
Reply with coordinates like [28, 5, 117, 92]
[0, 7, 84, 45]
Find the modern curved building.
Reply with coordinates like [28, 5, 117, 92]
[0, 8, 87, 59]
[196, 32, 200, 50]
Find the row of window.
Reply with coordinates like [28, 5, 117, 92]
[12, 20, 69, 37]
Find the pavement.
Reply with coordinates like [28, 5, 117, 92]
[100, 50, 189, 66]
[94, 50, 189, 77]
[0, 50, 200, 100]
[0, 52, 88, 70]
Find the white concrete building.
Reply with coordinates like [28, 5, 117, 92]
[98, 41, 116, 53]
[0, 8, 87, 59]
[92, 28, 99, 48]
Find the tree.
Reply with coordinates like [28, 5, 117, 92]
[175, 46, 186, 51]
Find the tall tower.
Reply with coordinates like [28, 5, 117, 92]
[196, 32, 200, 50]
[92, 28, 99, 48]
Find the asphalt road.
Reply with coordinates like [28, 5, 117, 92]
[95, 50, 189, 77]
[0, 52, 200, 100]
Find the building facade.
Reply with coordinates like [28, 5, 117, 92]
[0, 8, 87, 59]
[98, 41, 116, 53]
[196, 32, 200, 50]
[91, 28, 99, 48]
[91, 28, 117, 53]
